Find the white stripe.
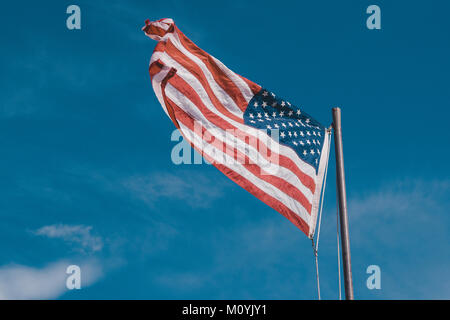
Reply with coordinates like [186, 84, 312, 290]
[151, 66, 172, 119]
[179, 122, 311, 226]
[167, 33, 245, 116]
[211, 56, 254, 102]
[308, 130, 331, 237]
[165, 83, 314, 202]
[150, 50, 243, 119]
[150, 19, 253, 104]
[152, 21, 170, 31]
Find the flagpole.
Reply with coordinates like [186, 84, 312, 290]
[332, 107, 354, 300]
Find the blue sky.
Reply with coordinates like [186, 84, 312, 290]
[0, 0, 449, 299]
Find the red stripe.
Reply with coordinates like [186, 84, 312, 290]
[159, 68, 180, 130]
[238, 74, 262, 95]
[168, 73, 316, 194]
[143, 19, 174, 39]
[145, 25, 167, 38]
[164, 96, 310, 236]
[149, 59, 164, 78]
[163, 40, 244, 124]
[171, 101, 312, 214]
[174, 25, 254, 111]
[213, 161, 310, 236]
[149, 43, 168, 79]
[153, 41, 166, 53]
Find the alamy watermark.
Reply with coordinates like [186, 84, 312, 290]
[366, 5, 381, 30]
[366, 265, 381, 290]
[66, 5, 81, 30]
[66, 265, 81, 290]
[170, 121, 281, 175]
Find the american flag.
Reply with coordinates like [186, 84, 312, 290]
[143, 18, 330, 238]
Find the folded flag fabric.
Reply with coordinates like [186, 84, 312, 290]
[143, 18, 330, 238]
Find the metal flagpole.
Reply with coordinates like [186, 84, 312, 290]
[332, 107, 354, 300]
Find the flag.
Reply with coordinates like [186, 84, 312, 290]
[143, 18, 330, 238]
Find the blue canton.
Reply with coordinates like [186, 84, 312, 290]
[243, 88, 326, 173]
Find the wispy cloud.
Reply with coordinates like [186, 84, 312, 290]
[324, 178, 450, 299]
[122, 171, 226, 209]
[34, 224, 103, 253]
[154, 216, 314, 299]
[0, 259, 102, 300]
[346, 179, 450, 246]
[152, 178, 450, 299]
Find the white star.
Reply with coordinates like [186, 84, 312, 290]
[306, 131, 311, 136]
[264, 112, 269, 118]
[317, 149, 321, 155]
[257, 113, 262, 118]
[272, 102, 277, 107]
[272, 112, 277, 118]
[249, 113, 254, 118]
[300, 131, 305, 137]
[288, 131, 292, 137]
[262, 101, 268, 107]
[303, 150, 307, 156]
[280, 132, 286, 138]
[300, 141, 305, 146]
[267, 125, 272, 129]
[271, 92, 276, 97]
[288, 111, 293, 116]
[281, 123, 287, 128]
[293, 141, 298, 146]
[310, 149, 315, 155]
[296, 110, 301, 115]
[279, 111, 285, 117]
[293, 132, 298, 137]
[306, 139, 311, 145]
[262, 91, 268, 96]
[274, 124, 279, 128]
[281, 101, 286, 107]
[288, 122, 293, 127]
[253, 101, 258, 107]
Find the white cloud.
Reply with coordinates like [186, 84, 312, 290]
[34, 224, 103, 253]
[0, 259, 102, 300]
